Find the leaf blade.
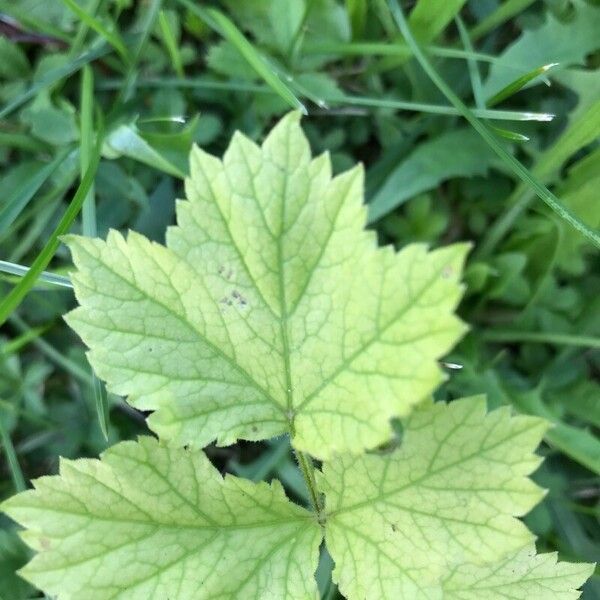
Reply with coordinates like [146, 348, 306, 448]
[321, 397, 590, 599]
[2, 437, 321, 599]
[64, 112, 469, 459]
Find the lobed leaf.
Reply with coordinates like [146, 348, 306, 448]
[319, 396, 579, 598]
[4, 398, 592, 599]
[441, 545, 594, 599]
[1, 437, 321, 599]
[64, 112, 469, 459]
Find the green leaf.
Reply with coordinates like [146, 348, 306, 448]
[470, 0, 535, 41]
[441, 544, 594, 599]
[320, 397, 591, 598]
[177, 0, 307, 113]
[20, 91, 78, 146]
[1, 436, 321, 599]
[102, 123, 187, 178]
[482, 0, 600, 98]
[408, 0, 467, 43]
[60, 0, 130, 64]
[64, 112, 468, 459]
[479, 97, 600, 257]
[554, 380, 600, 429]
[385, 0, 600, 253]
[0, 37, 30, 80]
[0, 528, 33, 600]
[555, 68, 600, 126]
[0, 152, 69, 235]
[368, 128, 497, 222]
[554, 151, 600, 275]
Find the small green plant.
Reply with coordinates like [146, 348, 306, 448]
[2, 114, 593, 599]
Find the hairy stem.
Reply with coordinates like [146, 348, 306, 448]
[294, 449, 325, 523]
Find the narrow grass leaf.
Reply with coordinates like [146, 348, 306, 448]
[80, 65, 96, 238]
[9, 315, 91, 386]
[479, 99, 600, 257]
[0, 261, 72, 289]
[68, 0, 103, 58]
[0, 132, 48, 153]
[158, 10, 184, 77]
[177, 0, 306, 113]
[408, 0, 467, 43]
[98, 76, 554, 122]
[489, 126, 529, 142]
[1, 324, 49, 356]
[487, 63, 559, 106]
[92, 375, 109, 440]
[470, 0, 536, 41]
[304, 39, 518, 68]
[455, 16, 485, 109]
[79, 65, 109, 440]
[60, 0, 130, 64]
[0, 421, 26, 492]
[509, 391, 600, 475]
[0, 44, 110, 120]
[482, 330, 600, 349]
[0, 148, 70, 235]
[0, 134, 102, 327]
[386, 0, 600, 250]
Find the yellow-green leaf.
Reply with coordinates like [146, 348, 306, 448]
[64, 112, 468, 459]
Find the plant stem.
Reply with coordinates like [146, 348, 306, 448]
[294, 449, 324, 522]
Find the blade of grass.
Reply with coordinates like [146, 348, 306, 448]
[2, 324, 49, 356]
[99, 76, 554, 122]
[456, 16, 485, 109]
[408, 0, 467, 43]
[109, 0, 162, 111]
[332, 93, 553, 121]
[304, 40, 521, 68]
[479, 99, 600, 257]
[80, 65, 96, 238]
[487, 63, 559, 106]
[387, 0, 600, 250]
[0, 132, 48, 153]
[80, 65, 109, 440]
[456, 17, 529, 145]
[93, 374, 109, 440]
[8, 315, 91, 386]
[176, 0, 307, 114]
[0, 147, 70, 234]
[230, 439, 291, 482]
[482, 330, 600, 348]
[60, 0, 130, 64]
[158, 10, 184, 78]
[488, 128, 529, 142]
[0, 260, 72, 288]
[0, 132, 103, 327]
[0, 420, 26, 492]
[9, 171, 79, 262]
[0, 43, 110, 120]
[68, 0, 103, 58]
[470, 0, 536, 41]
[508, 389, 600, 475]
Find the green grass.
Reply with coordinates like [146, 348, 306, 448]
[0, 0, 598, 597]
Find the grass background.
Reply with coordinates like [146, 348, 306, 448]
[0, 0, 598, 597]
